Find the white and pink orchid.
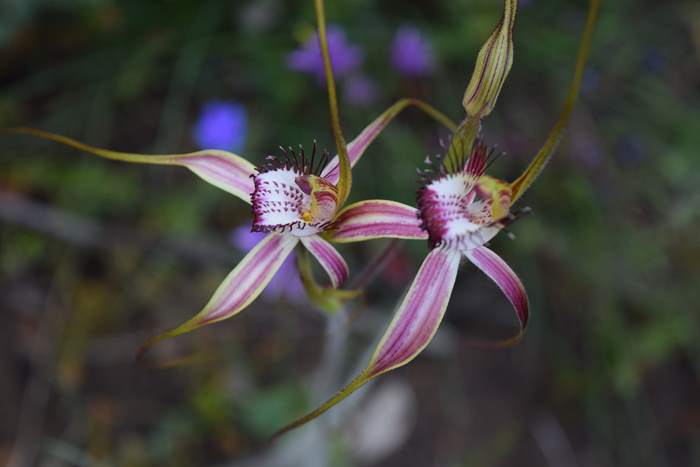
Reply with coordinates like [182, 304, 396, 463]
[5, 0, 600, 439]
[275, 0, 600, 436]
[339, 139, 531, 359]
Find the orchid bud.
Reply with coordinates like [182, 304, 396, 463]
[462, 0, 517, 119]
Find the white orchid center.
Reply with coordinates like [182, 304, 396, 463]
[417, 141, 512, 251]
[251, 145, 338, 236]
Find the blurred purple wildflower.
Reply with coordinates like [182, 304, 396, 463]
[230, 226, 305, 303]
[343, 74, 378, 106]
[287, 25, 364, 83]
[193, 101, 248, 152]
[391, 26, 434, 77]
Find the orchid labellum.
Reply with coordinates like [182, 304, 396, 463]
[275, 0, 600, 437]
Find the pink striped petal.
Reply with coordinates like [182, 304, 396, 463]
[300, 235, 349, 288]
[273, 247, 460, 438]
[5, 128, 256, 202]
[176, 150, 256, 202]
[329, 200, 428, 243]
[144, 233, 298, 347]
[321, 113, 394, 184]
[367, 247, 462, 376]
[465, 245, 529, 344]
[321, 99, 456, 185]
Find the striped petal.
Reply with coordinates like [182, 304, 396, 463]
[274, 247, 461, 437]
[179, 151, 256, 202]
[143, 233, 298, 349]
[5, 127, 256, 202]
[321, 99, 457, 185]
[300, 235, 349, 288]
[465, 245, 529, 345]
[367, 247, 461, 375]
[329, 200, 428, 243]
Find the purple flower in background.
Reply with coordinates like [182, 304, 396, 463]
[391, 26, 434, 77]
[643, 48, 665, 74]
[194, 101, 248, 152]
[230, 226, 305, 303]
[287, 25, 363, 82]
[343, 74, 378, 106]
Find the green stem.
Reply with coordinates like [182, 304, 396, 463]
[405, 98, 458, 132]
[314, 0, 352, 206]
[509, 0, 601, 202]
[2, 127, 178, 164]
[272, 370, 371, 440]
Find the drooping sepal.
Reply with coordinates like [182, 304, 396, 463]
[465, 245, 529, 346]
[462, 0, 517, 119]
[4, 127, 256, 202]
[274, 247, 461, 437]
[300, 235, 349, 288]
[366, 247, 462, 375]
[329, 200, 428, 243]
[295, 247, 360, 314]
[141, 233, 298, 351]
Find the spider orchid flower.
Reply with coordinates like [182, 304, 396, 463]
[275, 0, 600, 437]
[5, 98, 454, 348]
[3, 0, 457, 347]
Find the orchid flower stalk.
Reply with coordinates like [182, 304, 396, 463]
[4, 1, 455, 348]
[275, 0, 600, 437]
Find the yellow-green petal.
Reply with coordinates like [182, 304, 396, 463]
[4, 127, 256, 202]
